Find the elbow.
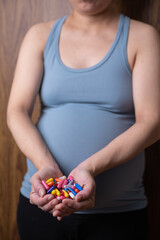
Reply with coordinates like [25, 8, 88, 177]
[156, 123, 160, 141]
[6, 105, 29, 131]
[6, 106, 16, 132]
[137, 117, 160, 146]
[149, 119, 160, 144]
[7, 106, 12, 130]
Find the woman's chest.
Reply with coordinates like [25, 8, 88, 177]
[59, 31, 115, 69]
[58, 25, 135, 71]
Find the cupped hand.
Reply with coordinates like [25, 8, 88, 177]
[53, 166, 96, 220]
[30, 167, 63, 213]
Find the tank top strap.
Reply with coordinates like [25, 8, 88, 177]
[43, 15, 68, 58]
[121, 15, 132, 75]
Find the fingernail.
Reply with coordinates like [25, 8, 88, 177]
[48, 195, 53, 201]
[39, 189, 44, 197]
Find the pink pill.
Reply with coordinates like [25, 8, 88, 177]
[60, 196, 65, 200]
[71, 185, 76, 190]
[68, 176, 74, 181]
[57, 179, 64, 189]
[41, 180, 50, 190]
[62, 179, 68, 188]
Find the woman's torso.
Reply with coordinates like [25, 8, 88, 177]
[20, 13, 147, 213]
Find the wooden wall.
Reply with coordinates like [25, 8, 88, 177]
[0, 0, 159, 239]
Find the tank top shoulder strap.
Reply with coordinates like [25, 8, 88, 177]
[43, 15, 68, 58]
[120, 14, 132, 75]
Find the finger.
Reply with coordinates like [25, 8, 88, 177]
[57, 216, 63, 221]
[30, 174, 46, 198]
[63, 197, 92, 211]
[54, 202, 68, 211]
[40, 198, 59, 212]
[76, 182, 95, 202]
[53, 197, 92, 218]
[62, 199, 78, 210]
[52, 201, 73, 217]
[30, 191, 54, 206]
[53, 208, 72, 218]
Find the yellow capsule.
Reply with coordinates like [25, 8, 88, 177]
[46, 178, 53, 184]
[56, 189, 61, 196]
[62, 189, 69, 198]
[51, 189, 56, 195]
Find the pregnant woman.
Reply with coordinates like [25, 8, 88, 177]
[7, 0, 160, 239]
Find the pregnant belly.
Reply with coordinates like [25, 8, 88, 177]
[37, 103, 135, 174]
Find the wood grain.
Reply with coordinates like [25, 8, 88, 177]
[0, 0, 159, 239]
[0, 1, 71, 239]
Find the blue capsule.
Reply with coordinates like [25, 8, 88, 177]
[46, 185, 55, 194]
[68, 187, 77, 196]
[74, 183, 83, 191]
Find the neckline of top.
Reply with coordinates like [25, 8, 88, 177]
[56, 14, 124, 73]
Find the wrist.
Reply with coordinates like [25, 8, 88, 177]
[38, 160, 61, 173]
[78, 159, 96, 177]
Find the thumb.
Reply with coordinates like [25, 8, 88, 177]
[76, 184, 93, 202]
[30, 174, 46, 198]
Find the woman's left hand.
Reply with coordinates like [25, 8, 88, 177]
[52, 166, 96, 220]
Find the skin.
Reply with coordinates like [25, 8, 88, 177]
[7, 0, 160, 221]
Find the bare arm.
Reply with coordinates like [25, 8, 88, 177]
[79, 24, 160, 176]
[7, 22, 60, 171]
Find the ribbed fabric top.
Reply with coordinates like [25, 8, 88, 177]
[21, 14, 147, 214]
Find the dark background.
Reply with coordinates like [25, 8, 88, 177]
[0, 0, 159, 239]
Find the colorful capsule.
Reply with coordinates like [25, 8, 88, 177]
[62, 179, 68, 188]
[62, 189, 69, 198]
[41, 180, 50, 190]
[60, 196, 65, 201]
[64, 180, 74, 189]
[47, 181, 54, 187]
[75, 188, 79, 193]
[47, 185, 55, 194]
[57, 179, 65, 189]
[74, 183, 83, 191]
[55, 189, 61, 196]
[69, 192, 75, 199]
[55, 178, 61, 182]
[51, 189, 57, 195]
[68, 176, 74, 181]
[59, 176, 67, 180]
[42, 176, 83, 202]
[68, 187, 77, 196]
[46, 178, 53, 183]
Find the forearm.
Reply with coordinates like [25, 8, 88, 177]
[7, 110, 60, 171]
[80, 121, 160, 177]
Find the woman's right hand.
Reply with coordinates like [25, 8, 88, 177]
[30, 167, 63, 213]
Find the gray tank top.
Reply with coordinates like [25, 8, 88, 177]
[21, 14, 147, 213]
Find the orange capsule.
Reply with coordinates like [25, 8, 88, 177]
[55, 178, 61, 182]
[47, 181, 54, 187]
[75, 188, 79, 193]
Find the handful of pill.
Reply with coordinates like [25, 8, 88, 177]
[41, 176, 83, 202]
